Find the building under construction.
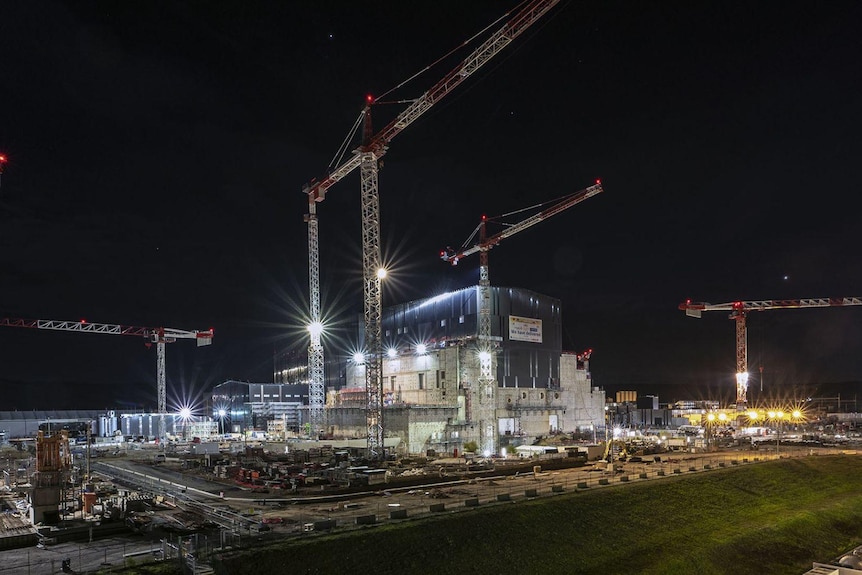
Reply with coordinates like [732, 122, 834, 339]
[320, 285, 604, 454]
[29, 430, 71, 525]
[216, 286, 604, 455]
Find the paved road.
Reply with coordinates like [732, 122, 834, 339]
[0, 536, 162, 575]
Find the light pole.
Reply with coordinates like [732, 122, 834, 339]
[776, 410, 784, 455]
[217, 409, 226, 437]
[705, 412, 716, 451]
[179, 407, 192, 442]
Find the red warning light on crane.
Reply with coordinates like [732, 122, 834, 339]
[366, 94, 374, 104]
[595, 179, 601, 185]
[0, 155, 7, 163]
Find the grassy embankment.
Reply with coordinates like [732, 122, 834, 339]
[207, 455, 862, 575]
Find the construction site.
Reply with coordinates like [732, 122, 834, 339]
[2, 0, 862, 573]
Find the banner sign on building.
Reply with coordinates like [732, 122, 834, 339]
[508, 315, 542, 343]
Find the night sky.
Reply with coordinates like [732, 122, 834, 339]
[2, 1, 861, 411]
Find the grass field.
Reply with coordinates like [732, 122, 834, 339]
[210, 455, 862, 575]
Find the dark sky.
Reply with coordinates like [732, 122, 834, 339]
[2, 1, 861, 411]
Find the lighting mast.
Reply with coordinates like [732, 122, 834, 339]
[442, 181, 604, 455]
[302, 0, 562, 458]
[679, 297, 862, 409]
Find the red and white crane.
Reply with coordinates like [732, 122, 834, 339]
[0, 317, 213, 444]
[679, 297, 862, 410]
[442, 181, 604, 455]
[302, 0, 562, 457]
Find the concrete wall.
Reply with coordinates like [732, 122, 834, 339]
[330, 345, 604, 454]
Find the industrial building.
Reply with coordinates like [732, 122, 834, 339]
[210, 381, 308, 435]
[209, 286, 606, 455]
[324, 286, 605, 454]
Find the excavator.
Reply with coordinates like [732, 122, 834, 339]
[598, 439, 630, 473]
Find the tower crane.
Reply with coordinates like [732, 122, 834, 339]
[0, 317, 213, 444]
[441, 181, 604, 455]
[301, 0, 562, 457]
[679, 297, 862, 410]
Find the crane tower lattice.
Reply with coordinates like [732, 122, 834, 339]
[302, 0, 562, 457]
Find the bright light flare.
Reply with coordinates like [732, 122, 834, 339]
[352, 352, 366, 364]
[387, 348, 398, 358]
[217, 409, 226, 417]
[478, 351, 491, 362]
[416, 343, 427, 355]
[376, 267, 387, 280]
[307, 321, 324, 339]
[179, 407, 192, 420]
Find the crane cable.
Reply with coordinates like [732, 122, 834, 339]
[327, 110, 365, 173]
[373, 5, 517, 104]
[326, 0, 541, 174]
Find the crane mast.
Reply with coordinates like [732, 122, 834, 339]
[0, 318, 213, 445]
[302, 0, 561, 457]
[442, 182, 604, 455]
[679, 297, 862, 409]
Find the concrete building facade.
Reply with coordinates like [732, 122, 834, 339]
[325, 286, 605, 455]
